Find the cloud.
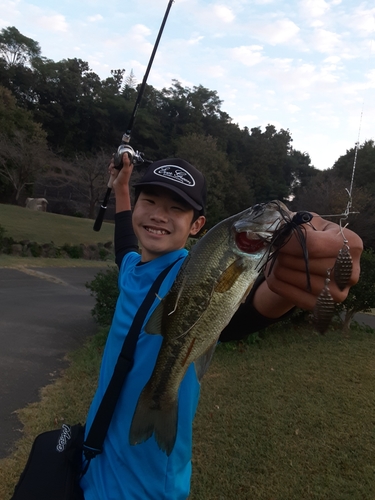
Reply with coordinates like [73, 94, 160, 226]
[349, 6, 375, 36]
[286, 103, 301, 114]
[213, 5, 235, 23]
[310, 28, 341, 53]
[103, 23, 154, 59]
[250, 18, 301, 45]
[230, 45, 264, 66]
[188, 35, 204, 45]
[299, 0, 330, 18]
[207, 65, 226, 78]
[0, 0, 20, 23]
[36, 14, 69, 33]
[88, 14, 103, 22]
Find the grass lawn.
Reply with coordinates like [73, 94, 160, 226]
[0, 254, 115, 268]
[192, 326, 375, 500]
[1, 324, 375, 500]
[0, 203, 114, 246]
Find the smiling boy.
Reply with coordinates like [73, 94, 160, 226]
[80, 155, 362, 499]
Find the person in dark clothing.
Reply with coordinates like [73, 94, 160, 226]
[81, 154, 363, 499]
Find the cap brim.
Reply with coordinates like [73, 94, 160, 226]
[133, 181, 202, 211]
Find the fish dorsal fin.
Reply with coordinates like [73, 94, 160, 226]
[215, 259, 245, 293]
[145, 301, 164, 336]
[194, 342, 217, 381]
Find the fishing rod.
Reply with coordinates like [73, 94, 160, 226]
[93, 0, 175, 232]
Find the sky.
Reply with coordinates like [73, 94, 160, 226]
[1, 0, 374, 171]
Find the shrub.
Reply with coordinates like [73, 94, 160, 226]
[86, 267, 119, 326]
[336, 248, 375, 331]
[62, 244, 84, 259]
[28, 241, 42, 257]
[0, 224, 5, 251]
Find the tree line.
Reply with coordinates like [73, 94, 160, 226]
[0, 26, 374, 250]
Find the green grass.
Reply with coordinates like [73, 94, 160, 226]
[0, 203, 114, 246]
[1, 325, 375, 500]
[192, 326, 375, 500]
[0, 254, 115, 268]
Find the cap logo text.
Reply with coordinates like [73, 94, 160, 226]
[154, 165, 195, 187]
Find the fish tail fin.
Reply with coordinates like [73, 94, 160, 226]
[129, 385, 178, 456]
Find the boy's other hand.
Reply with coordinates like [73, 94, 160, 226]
[254, 215, 363, 317]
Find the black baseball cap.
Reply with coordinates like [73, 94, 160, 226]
[134, 158, 207, 214]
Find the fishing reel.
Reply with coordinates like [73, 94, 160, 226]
[113, 143, 146, 170]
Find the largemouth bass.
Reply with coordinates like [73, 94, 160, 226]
[129, 200, 292, 455]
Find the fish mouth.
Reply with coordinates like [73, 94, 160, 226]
[235, 231, 271, 253]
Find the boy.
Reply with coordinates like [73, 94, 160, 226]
[80, 155, 362, 499]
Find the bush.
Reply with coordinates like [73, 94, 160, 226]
[337, 248, 375, 331]
[86, 267, 119, 326]
[62, 244, 84, 259]
[28, 241, 42, 257]
[0, 224, 5, 251]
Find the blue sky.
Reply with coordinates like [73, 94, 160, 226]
[1, 0, 374, 171]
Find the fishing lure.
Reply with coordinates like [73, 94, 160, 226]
[313, 269, 336, 334]
[261, 202, 314, 291]
[333, 241, 353, 291]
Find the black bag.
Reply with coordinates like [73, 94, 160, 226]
[11, 423, 85, 500]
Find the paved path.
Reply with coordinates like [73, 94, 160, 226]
[354, 312, 375, 329]
[0, 266, 108, 459]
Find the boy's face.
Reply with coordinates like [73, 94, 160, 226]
[132, 186, 206, 262]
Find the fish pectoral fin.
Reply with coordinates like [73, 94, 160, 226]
[167, 275, 187, 316]
[194, 342, 218, 382]
[215, 259, 245, 293]
[145, 301, 164, 335]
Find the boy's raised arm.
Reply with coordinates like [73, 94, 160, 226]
[109, 154, 139, 267]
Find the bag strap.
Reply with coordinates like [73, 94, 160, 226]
[82, 257, 183, 462]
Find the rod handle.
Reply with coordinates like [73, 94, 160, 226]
[93, 187, 112, 232]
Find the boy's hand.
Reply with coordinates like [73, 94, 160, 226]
[253, 215, 363, 317]
[109, 153, 134, 192]
[109, 153, 134, 212]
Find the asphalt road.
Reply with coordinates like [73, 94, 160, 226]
[0, 266, 108, 459]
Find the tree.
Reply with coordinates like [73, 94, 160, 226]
[337, 249, 375, 331]
[0, 26, 41, 67]
[291, 170, 375, 251]
[332, 140, 375, 194]
[124, 69, 137, 91]
[0, 129, 50, 202]
[0, 86, 49, 202]
[235, 125, 303, 203]
[36, 150, 110, 218]
[175, 133, 253, 226]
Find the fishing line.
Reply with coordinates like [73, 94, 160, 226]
[321, 18, 375, 224]
[313, 23, 375, 333]
[320, 104, 362, 225]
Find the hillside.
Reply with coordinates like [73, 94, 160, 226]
[0, 204, 115, 246]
